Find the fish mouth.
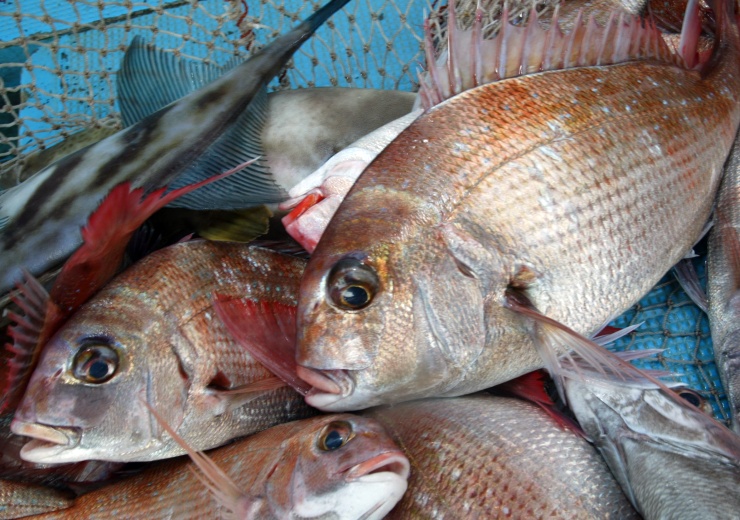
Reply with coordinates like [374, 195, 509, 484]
[11, 421, 81, 463]
[297, 366, 357, 410]
[345, 450, 410, 483]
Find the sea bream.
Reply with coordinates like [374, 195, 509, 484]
[10, 242, 313, 464]
[23, 413, 409, 520]
[293, 0, 740, 411]
[708, 128, 740, 433]
[366, 394, 638, 519]
[0, 0, 351, 294]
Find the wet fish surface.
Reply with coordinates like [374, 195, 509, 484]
[23, 414, 409, 520]
[294, 0, 740, 411]
[708, 128, 740, 433]
[11, 241, 313, 463]
[564, 371, 740, 519]
[366, 394, 639, 519]
[0, 0, 350, 294]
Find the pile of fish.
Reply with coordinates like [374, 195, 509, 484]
[1, 0, 740, 517]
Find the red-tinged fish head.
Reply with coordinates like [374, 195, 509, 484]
[10, 296, 188, 464]
[295, 191, 489, 411]
[265, 414, 410, 519]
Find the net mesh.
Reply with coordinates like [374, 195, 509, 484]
[0, 0, 729, 424]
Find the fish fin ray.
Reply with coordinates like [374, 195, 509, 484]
[213, 296, 311, 395]
[142, 401, 246, 516]
[420, 0, 691, 109]
[117, 36, 233, 127]
[0, 272, 62, 413]
[212, 376, 288, 412]
[672, 259, 708, 313]
[165, 88, 288, 209]
[592, 322, 644, 346]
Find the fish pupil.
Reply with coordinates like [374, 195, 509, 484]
[88, 360, 110, 380]
[342, 285, 369, 307]
[679, 391, 702, 407]
[324, 430, 344, 450]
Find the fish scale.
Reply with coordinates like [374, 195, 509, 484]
[296, 3, 740, 410]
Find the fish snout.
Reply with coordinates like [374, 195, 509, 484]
[11, 420, 81, 463]
[297, 366, 358, 411]
[345, 450, 410, 483]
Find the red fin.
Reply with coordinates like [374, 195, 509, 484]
[0, 273, 63, 413]
[50, 158, 256, 314]
[213, 297, 311, 395]
[419, 0, 694, 109]
[142, 401, 248, 518]
[498, 370, 585, 436]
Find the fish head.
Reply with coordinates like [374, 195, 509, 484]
[265, 414, 409, 519]
[11, 295, 188, 463]
[297, 191, 491, 411]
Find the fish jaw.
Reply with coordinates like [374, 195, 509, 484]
[10, 421, 81, 463]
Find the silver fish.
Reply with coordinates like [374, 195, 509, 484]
[0, 0, 350, 294]
[563, 371, 740, 519]
[708, 128, 740, 433]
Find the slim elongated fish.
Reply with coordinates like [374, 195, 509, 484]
[294, 0, 740, 411]
[708, 128, 740, 433]
[366, 394, 638, 519]
[24, 414, 409, 520]
[11, 242, 313, 463]
[563, 367, 740, 519]
[0, 0, 350, 294]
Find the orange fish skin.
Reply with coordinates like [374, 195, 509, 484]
[297, 17, 740, 410]
[24, 414, 408, 520]
[0, 478, 73, 519]
[368, 395, 639, 519]
[12, 241, 313, 464]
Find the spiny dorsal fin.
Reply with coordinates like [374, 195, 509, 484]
[419, 0, 703, 109]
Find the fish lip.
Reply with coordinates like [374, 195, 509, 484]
[297, 366, 352, 396]
[11, 420, 81, 450]
[345, 450, 410, 483]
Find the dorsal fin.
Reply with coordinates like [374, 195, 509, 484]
[419, 0, 706, 109]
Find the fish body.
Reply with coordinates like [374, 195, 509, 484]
[0, 478, 72, 519]
[366, 394, 637, 519]
[11, 241, 313, 463]
[0, 0, 350, 293]
[24, 414, 410, 520]
[708, 129, 740, 433]
[295, 3, 740, 410]
[563, 375, 740, 519]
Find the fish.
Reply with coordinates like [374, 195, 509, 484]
[562, 363, 740, 519]
[365, 394, 638, 519]
[293, 0, 740, 411]
[708, 127, 740, 433]
[10, 241, 314, 464]
[280, 109, 423, 253]
[0, 0, 350, 294]
[25, 413, 409, 520]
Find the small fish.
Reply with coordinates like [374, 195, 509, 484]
[11, 241, 314, 463]
[366, 394, 638, 519]
[25, 414, 409, 520]
[0, 0, 350, 294]
[708, 127, 740, 433]
[293, 0, 740, 411]
[562, 365, 740, 519]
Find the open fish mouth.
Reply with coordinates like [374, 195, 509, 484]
[345, 450, 411, 483]
[297, 366, 357, 409]
[11, 420, 81, 462]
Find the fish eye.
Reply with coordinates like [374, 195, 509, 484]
[677, 388, 705, 408]
[72, 342, 119, 384]
[318, 421, 355, 451]
[327, 257, 379, 311]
